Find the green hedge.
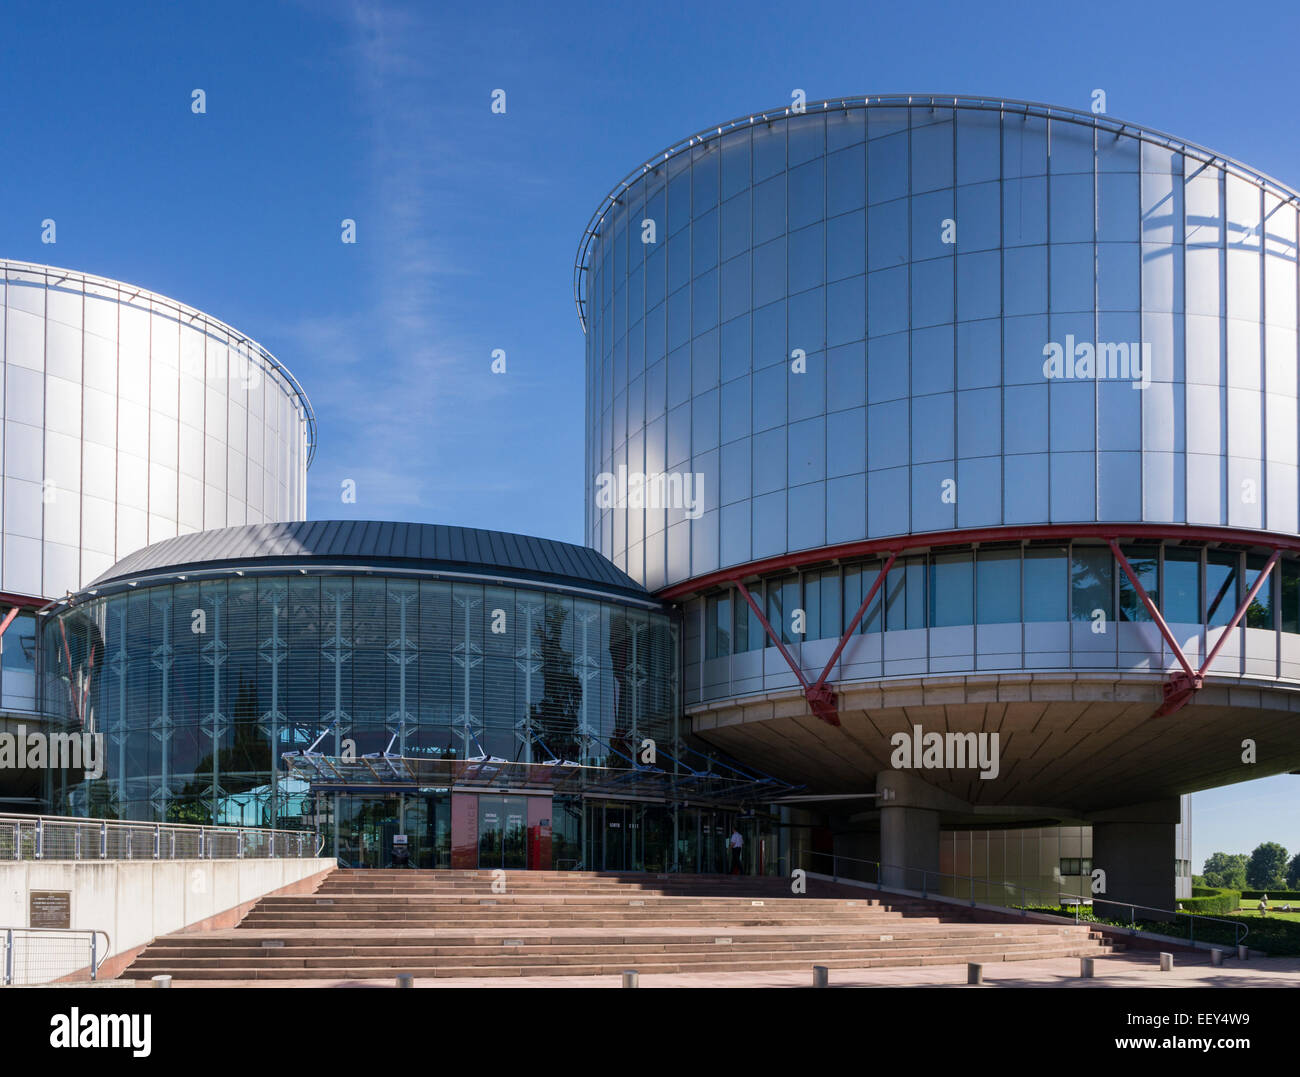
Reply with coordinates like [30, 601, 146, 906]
[1179, 887, 1240, 915]
[1241, 890, 1300, 901]
[1016, 903, 1300, 955]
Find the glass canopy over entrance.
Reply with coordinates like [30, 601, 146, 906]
[281, 742, 796, 805]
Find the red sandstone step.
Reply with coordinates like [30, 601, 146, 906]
[123, 869, 1114, 983]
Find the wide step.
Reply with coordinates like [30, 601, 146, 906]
[123, 869, 1114, 982]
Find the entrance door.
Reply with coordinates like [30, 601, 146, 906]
[604, 803, 629, 871]
[334, 796, 401, 868]
[477, 795, 527, 869]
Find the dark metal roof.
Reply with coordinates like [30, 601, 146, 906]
[86, 520, 651, 601]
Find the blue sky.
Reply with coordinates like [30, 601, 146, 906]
[1, 0, 1297, 866]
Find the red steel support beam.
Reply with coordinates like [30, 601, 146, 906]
[1106, 539, 1197, 680]
[732, 553, 898, 726]
[658, 522, 1300, 601]
[0, 606, 20, 640]
[713, 532, 1286, 725]
[809, 551, 898, 696]
[1201, 548, 1281, 677]
[1107, 541, 1281, 718]
[732, 578, 812, 692]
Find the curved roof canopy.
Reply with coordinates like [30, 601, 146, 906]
[86, 520, 651, 603]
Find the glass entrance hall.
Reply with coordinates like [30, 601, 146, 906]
[320, 791, 782, 873]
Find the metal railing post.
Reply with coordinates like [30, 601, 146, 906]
[199, 827, 205, 859]
[237, 830, 244, 859]
[100, 821, 107, 859]
[75, 827, 81, 860]
[35, 818, 42, 860]
[90, 932, 98, 981]
[3, 928, 11, 985]
[154, 824, 161, 860]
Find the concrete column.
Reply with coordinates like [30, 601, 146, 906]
[876, 771, 969, 890]
[1088, 799, 1179, 914]
[880, 803, 940, 889]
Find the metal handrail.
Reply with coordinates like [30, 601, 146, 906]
[0, 812, 320, 862]
[2, 926, 111, 984]
[790, 849, 1249, 947]
[574, 92, 1300, 331]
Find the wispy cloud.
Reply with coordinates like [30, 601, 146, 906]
[272, 1, 527, 516]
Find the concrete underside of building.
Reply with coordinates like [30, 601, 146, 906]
[690, 672, 1300, 909]
[690, 673, 1300, 806]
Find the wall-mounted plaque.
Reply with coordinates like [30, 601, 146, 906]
[29, 890, 71, 929]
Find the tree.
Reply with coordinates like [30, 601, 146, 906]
[1201, 852, 1247, 890]
[1287, 852, 1300, 890]
[1246, 842, 1290, 890]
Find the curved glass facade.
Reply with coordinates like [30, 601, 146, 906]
[41, 572, 678, 826]
[1, 260, 313, 600]
[580, 99, 1300, 592]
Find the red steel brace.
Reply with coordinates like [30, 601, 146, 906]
[1107, 539, 1281, 717]
[731, 552, 897, 726]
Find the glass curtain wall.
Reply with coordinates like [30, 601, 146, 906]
[41, 574, 679, 825]
[699, 541, 1295, 654]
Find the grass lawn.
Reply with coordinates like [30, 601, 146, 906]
[1229, 904, 1300, 922]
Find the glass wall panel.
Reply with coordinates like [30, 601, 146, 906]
[44, 575, 679, 824]
[1163, 548, 1201, 623]
[1117, 545, 1159, 622]
[1024, 546, 1067, 621]
[976, 549, 1020, 624]
[1071, 546, 1114, 621]
[1245, 555, 1275, 629]
[1205, 551, 1240, 628]
[929, 552, 973, 627]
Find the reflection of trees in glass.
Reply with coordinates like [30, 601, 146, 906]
[1282, 565, 1300, 633]
[530, 605, 582, 762]
[1070, 548, 1113, 621]
[1117, 548, 1158, 622]
[49, 612, 102, 730]
[1245, 561, 1274, 628]
[172, 673, 270, 823]
[608, 613, 636, 768]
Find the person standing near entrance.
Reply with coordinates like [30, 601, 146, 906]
[729, 828, 743, 875]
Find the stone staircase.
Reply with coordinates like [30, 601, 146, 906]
[122, 869, 1117, 981]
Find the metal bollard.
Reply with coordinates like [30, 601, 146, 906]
[1237, 944, 1249, 961]
[812, 965, 829, 988]
[1080, 956, 1094, 978]
[967, 962, 983, 985]
[396, 974, 413, 988]
[622, 970, 638, 988]
[1210, 949, 1224, 967]
[151, 974, 172, 988]
[1159, 952, 1173, 972]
